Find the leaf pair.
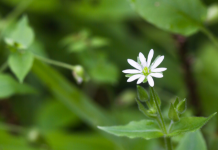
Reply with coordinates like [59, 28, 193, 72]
[98, 113, 216, 140]
[5, 16, 35, 83]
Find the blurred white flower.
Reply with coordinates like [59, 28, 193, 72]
[122, 49, 167, 87]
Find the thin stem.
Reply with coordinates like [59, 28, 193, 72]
[200, 27, 218, 49]
[34, 54, 75, 71]
[0, 61, 8, 72]
[151, 87, 167, 134]
[168, 120, 174, 133]
[150, 87, 173, 150]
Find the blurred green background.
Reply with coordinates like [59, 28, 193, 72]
[0, 0, 218, 150]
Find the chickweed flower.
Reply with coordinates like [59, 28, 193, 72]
[122, 49, 167, 87]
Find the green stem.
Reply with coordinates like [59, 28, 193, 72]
[150, 87, 173, 150]
[200, 27, 218, 49]
[168, 120, 174, 133]
[151, 87, 167, 133]
[0, 61, 8, 72]
[33, 54, 75, 71]
[165, 137, 173, 150]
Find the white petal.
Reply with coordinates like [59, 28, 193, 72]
[139, 52, 146, 67]
[127, 59, 142, 71]
[151, 68, 167, 72]
[127, 74, 142, 82]
[150, 73, 163, 78]
[151, 56, 164, 69]
[122, 69, 141, 74]
[147, 49, 154, 67]
[137, 75, 145, 84]
[147, 75, 154, 87]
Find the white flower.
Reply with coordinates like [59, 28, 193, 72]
[122, 49, 167, 87]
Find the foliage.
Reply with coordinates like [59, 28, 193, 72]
[0, 0, 218, 150]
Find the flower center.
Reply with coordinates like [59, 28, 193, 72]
[142, 67, 150, 76]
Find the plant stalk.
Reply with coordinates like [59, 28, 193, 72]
[150, 87, 173, 150]
[165, 136, 173, 150]
[34, 54, 75, 71]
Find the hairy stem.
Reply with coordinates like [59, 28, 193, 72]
[34, 54, 75, 71]
[150, 87, 173, 150]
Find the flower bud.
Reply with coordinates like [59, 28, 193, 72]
[168, 103, 180, 122]
[27, 128, 50, 149]
[206, 4, 218, 25]
[28, 128, 40, 143]
[137, 85, 149, 102]
[177, 98, 186, 114]
[72, 65, 89, 84]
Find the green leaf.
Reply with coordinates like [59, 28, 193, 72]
[8, 51, 34, 83]
[137, 85, 149, 102]
[90, 37, 109, 48]
[98, 120, 164, 140]
[5, 15, 34, 49]
[176, 130, 207, 150]
[168, 112, 217, 136]
[168, 103, 180, 122]
[45, 131, 118, 150]
[135, 98, 157, 118]
[130, 0, 207, 36]
[0, 74, 36, 99]
[177, 98, 187, 114]
[70, 40, 87, 52]
[174, 97, 179, 108]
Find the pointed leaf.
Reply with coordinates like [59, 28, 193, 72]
[136, 98, 157, 118]
[168, 103, 180, 122]
[8, 51, 34, 83]
[137, 85, 149, 102]
[176, 130, 207, 150]
[168, 113, 217, 136]
[177, 98, 187, 114]
[5, 15, 34, 49]
[98, 120, 164, 140]
[0, 74, 36, 99]
[130, 0, 207, 36]
[174, 97, 179, 108]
